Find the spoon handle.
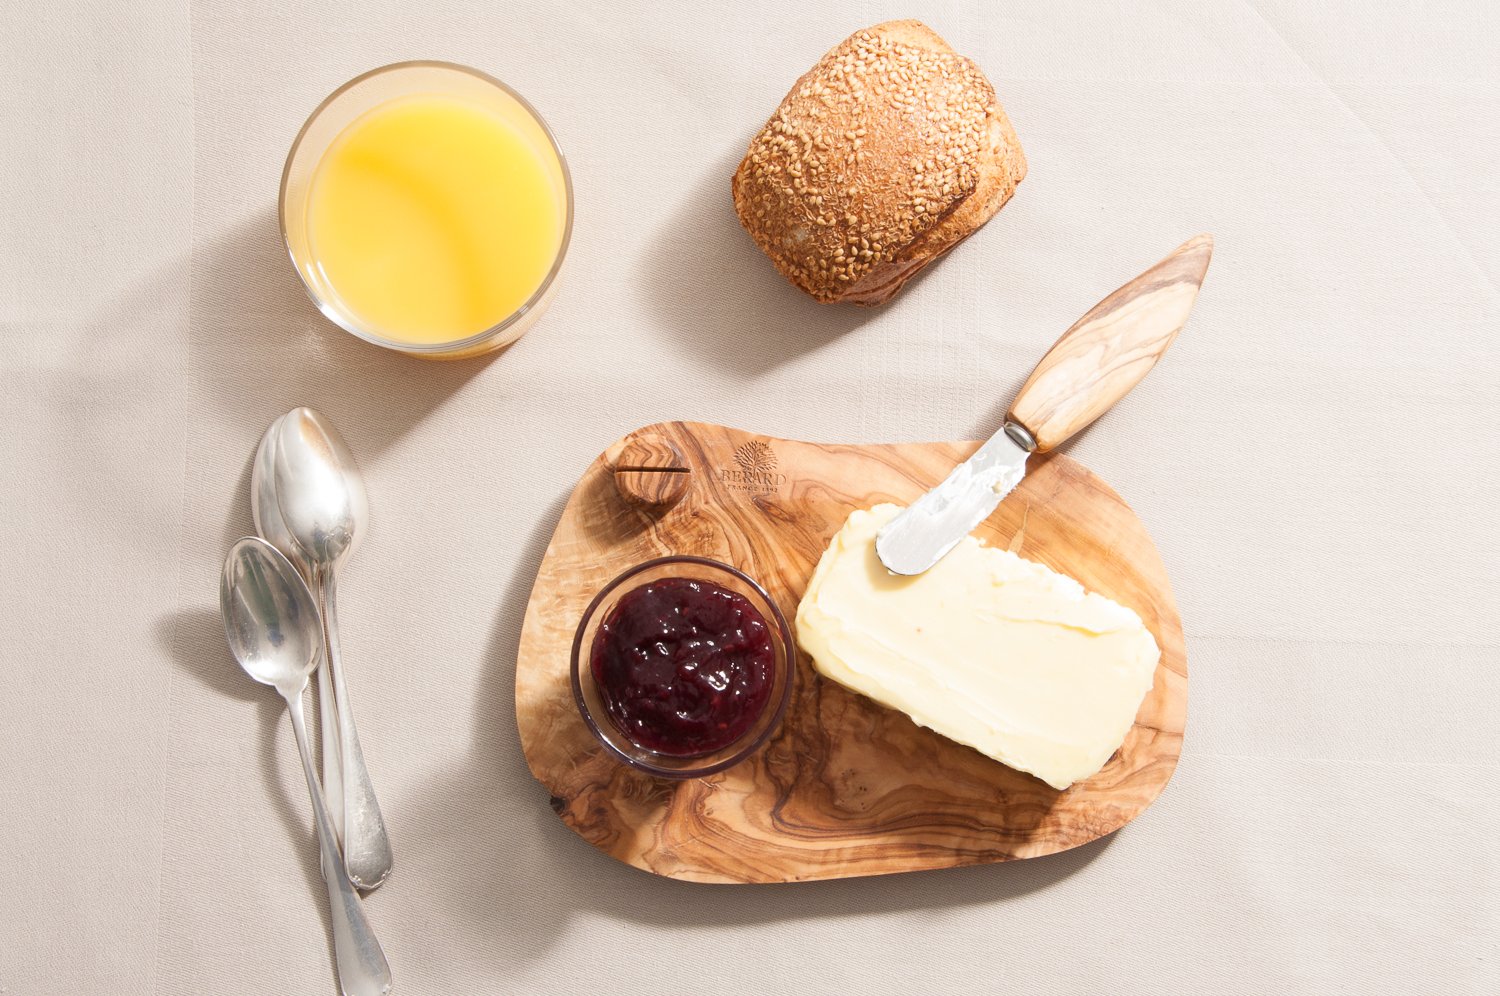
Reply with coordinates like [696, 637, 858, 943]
[286, 689, 392, 996]
[313, 564, 346, 845]
[322, 570, 394, 890]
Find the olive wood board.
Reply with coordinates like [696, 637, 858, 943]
[515, 420, 1186, 884]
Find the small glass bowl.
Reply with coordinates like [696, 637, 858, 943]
[279, 61, 573, 359]
[571, 557, 795, 779]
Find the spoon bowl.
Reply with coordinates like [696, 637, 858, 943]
[220, 537, 321, 695]
[274, 407, 367, 567]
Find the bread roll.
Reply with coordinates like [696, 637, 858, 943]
[732, 20, 1026, 306]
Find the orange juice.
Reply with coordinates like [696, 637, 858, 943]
[305, 92, 567, 345]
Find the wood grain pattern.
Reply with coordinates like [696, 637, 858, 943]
[516, 422, 1187, 884]
[1010, 234, 1212, 451]
[608, 433, 690, 508]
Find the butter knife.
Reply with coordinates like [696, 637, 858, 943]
[876, 234, 1214, 575]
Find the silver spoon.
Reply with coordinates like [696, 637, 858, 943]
[221, 537, 391, 996]
[253, 415, 345, 845]
[274, 407, 393, 891]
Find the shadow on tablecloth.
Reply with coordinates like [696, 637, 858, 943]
[189, 206, 507, 474]
[637, 140, 879, 376]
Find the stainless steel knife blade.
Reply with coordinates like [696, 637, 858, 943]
[874, 423, 1034, 575]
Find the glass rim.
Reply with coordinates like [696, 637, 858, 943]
[278, 60, 574, 355]
[569, 556, 796, 780]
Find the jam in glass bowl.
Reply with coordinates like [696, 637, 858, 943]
[570, 557, 794, 779]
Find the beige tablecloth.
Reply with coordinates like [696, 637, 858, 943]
[3, 1, 1497, 992]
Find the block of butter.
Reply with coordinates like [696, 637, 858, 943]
[796, 504, 1159, 790]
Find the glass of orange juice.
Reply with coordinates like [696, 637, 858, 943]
[280, 62, 572, 359]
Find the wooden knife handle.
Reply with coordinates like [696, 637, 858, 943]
[1008, 234, 1213, 452]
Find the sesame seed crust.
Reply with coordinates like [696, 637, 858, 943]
[732, 20, 1026, 305]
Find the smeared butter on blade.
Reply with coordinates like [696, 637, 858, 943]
[799, 504, 1159, 790]
[875, 430, 1031, 575]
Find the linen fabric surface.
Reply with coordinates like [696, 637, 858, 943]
[2, 1, 1496, 993]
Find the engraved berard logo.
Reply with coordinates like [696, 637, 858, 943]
[718, 439, 787, 495]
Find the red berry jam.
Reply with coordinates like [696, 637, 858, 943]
[590, 576, 776, 757]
